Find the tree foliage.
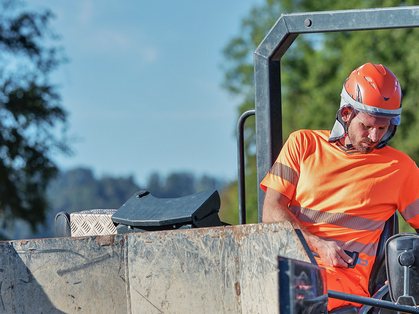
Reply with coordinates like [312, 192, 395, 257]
[0, 1, 69, 231]
[147, 171, 225, 199]
[47, 168, 140, 216]
[221, 0, 419, 230]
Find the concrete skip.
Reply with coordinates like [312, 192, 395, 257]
[0, 221, 310, 314]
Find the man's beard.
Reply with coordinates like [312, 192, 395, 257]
[347, 132, 376, 154]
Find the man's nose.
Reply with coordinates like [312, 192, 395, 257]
[369, 128, 379, 142]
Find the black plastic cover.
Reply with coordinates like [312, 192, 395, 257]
[111, 189, 221, 227]
[385, 233, 419, 304]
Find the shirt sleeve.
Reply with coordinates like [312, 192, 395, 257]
[399, 161, 419, 229]
[260, 131, 303, 200]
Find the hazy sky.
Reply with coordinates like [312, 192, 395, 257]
[25, 0, 266, 186]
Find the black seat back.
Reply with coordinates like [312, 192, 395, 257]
[368, 212, 399, 295]
[330, 213, 399, 314]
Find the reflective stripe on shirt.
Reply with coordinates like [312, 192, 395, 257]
[289, 206, 385, 232]
[269, 162, 299, 186]
[401, 198, 419, 222]
[320, 236, 378, 257]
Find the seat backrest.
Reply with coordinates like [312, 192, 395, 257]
[368, 212, 399, 295]
[328, 214, 399, 314]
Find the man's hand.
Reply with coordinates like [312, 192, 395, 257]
[314, 239, 353, 268]
[262, 188, 353, 268]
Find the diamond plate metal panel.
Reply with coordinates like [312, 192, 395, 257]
[70, 209, 117, 237]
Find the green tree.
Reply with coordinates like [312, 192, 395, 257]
[221, 0, 419, 231]
[0, 1, 69, 233]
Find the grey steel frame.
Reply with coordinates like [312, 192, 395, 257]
[237, 109, 255, 224]
[254, 6, 419, 221]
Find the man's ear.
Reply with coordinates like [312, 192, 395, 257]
[341, 107, 354, 122]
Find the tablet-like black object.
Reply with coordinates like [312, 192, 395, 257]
[111, 189, 222, 230]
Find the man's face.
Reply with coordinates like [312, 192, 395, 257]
[344, 111, 391, 154]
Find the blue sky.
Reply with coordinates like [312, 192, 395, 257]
[24, 0, 265, 187]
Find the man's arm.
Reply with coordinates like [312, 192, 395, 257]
[262, 187, 353, 268]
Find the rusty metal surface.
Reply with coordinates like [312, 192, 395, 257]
[0, 222, 309, 313]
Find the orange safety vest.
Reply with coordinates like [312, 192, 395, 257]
[261, 130, 419, 310]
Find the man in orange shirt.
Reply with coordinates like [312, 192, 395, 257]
[261, 63, 419, 311]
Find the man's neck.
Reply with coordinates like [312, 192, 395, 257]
[339, 137, 353, 149]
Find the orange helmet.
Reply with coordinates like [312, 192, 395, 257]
[344, 63, 402, 114]
[329, 63, 402, 149]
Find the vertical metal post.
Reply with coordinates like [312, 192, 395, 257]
[254, 54, 283, 222]
[237, 109, 255, 225]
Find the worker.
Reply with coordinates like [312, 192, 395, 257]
[260, 63, 419, 311]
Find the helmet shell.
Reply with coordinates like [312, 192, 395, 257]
[344, 63, 401, 111]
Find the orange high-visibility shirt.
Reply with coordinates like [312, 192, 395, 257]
[261, 130, 419, 309]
